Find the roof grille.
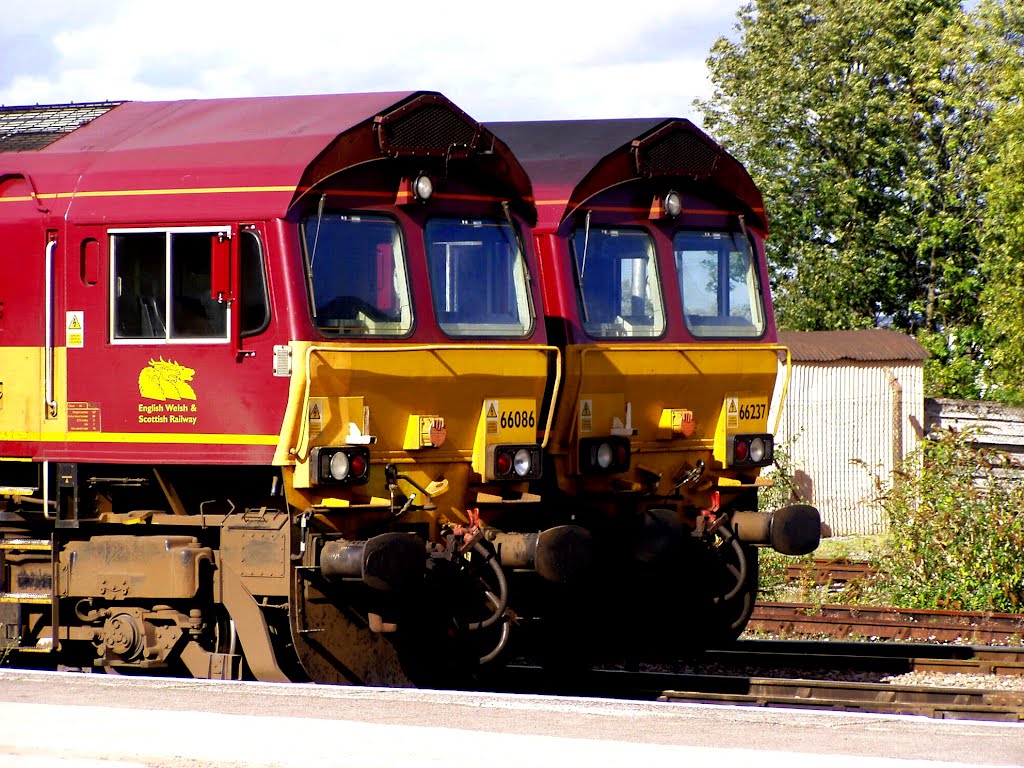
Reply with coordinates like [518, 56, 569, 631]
[377, 97, 479, 157]
[0, 102, 122, 152]
[634, 124, 720, 178]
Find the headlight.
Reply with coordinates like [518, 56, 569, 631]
[749, 437, 766, 464]
[329, 451, 350, 481]
[579, 436, 631, 475]
[311, 446, 371, 485]
[487, 444, 543, 481]
[513, 448, 533, 477]
[728, 434, 773, 468]
[413, 173, 433, 201]
[664, 190, 682, 217]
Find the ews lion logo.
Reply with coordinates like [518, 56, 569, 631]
[138, 358, 197, 401]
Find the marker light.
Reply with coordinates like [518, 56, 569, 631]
[487, 444, 543, 481]
[495, 451, 513, 476]
[349, 451, 369, 480]
[664, 191, 682, 217]
[728, 434, 774, 468]
[311, 446, 371, 485]
[413, 174, 433, 202]
[579, 436, 631, 475]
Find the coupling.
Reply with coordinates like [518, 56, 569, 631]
[487, 525, 594, 584]
[319, 532, 426, 592]
[729, 504, 822, 556]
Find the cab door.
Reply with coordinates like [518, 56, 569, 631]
[0, 174, 53, 470]
[64, 224, 281, 465]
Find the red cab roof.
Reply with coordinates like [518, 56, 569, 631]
[487, 118, 765, 232]
[2, 92, 533, 221]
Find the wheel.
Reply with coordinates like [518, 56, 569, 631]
[701, 528, 759, 647]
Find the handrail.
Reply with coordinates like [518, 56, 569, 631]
[773, 347, 792, 437]
[44, 239, 58, 419]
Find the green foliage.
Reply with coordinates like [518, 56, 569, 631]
[918, 328, 987, 400]
[700, 0, 985, 337]
[756, 439, 816, 600]
[700, 0, 1024, 399]
[869, 428, 1024, 612]
[978, 4, 1024, 403]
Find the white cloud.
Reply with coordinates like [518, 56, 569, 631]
[0, 0, 742, 124]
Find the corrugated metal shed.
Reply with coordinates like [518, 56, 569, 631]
[771, 330, 927, 537]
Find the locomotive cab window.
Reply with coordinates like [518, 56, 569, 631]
[111, 228, 230, 343]
[302, 213, 412, 336]
[239, 229, 270, 336]
[425, 218, 533, 338]
[570, 226, 665, 338]
[675, 231, 766, 338]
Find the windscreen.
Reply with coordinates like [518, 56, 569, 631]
[302, 213, 412, 336]
[425, 218, 533, 337]
[570, 227, 665, 338]
[674, 230, 766, 338]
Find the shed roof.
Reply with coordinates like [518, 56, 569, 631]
[779, 330, 929, 363]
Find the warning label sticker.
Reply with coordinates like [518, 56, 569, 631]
[579, 399, 593, 434]
[484, 399, 499, 435]
[308, 398, 325, 438]
[726, 397, 739, 430]
[66, 311, 84, 349]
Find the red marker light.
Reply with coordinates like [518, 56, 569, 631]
[349, 452, 368, 480]
[495, 450, 513, 476]
[734, 439, 749, 463]
[614, 442, 629, 466]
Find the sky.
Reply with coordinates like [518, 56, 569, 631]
[0, 0, 746, 126]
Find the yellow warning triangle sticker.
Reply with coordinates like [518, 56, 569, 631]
[581, 402, 592, 417]
[68, 315, 82, 329]
[486, 403, 498, 419]
[728, 399, 738, 414]
[310, 404, 321, 419]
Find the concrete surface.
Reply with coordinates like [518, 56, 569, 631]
[0, 669, 1020, 767]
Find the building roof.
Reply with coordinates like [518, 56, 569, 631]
[779, 329, 929, 363]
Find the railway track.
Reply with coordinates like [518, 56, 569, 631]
[657, 675, 1024, 721]
[494, 638, 1024, 721]
[785, 558, 878, 585]
[748, 601, 1024, 643]
[707, 638, 1024, 677]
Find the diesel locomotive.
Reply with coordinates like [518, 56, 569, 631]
[0, 94, 819, 686]
[487, 118, 821, 654]
[0, 92, 583, 685]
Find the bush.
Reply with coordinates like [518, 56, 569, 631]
[756, 440, 812, 600]
[869, 428, 1024, 613]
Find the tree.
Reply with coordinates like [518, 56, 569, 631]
[976, 0, 1024, 403]
[699, 0, 994, 397]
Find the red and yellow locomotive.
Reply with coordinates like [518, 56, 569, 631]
[0, 92, 585, 685]
[488, 118, 820, 654]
